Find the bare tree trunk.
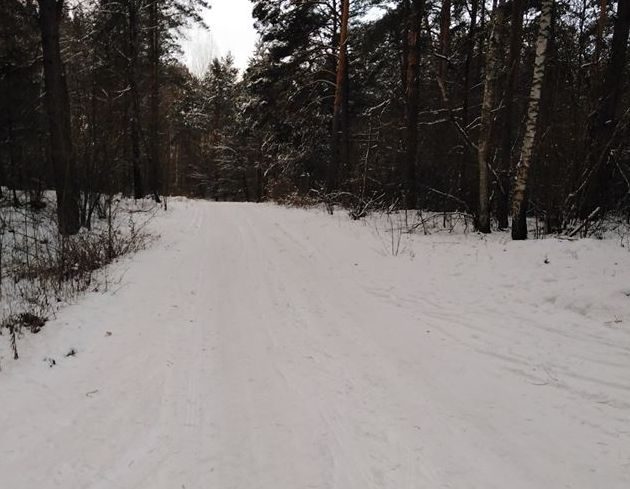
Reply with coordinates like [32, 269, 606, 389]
[477, 5, 505, 234]
[462, 0, 479, 125]
[594, 0, 608, 67]
[438, 0, 451, 79]
[37, 0, 81, 235]
[582, 0, 630, 213]
[0, 112, 11, 198]
[0, 160, 4, 198]
[401, 0, 410, 96]
[597, 0, 630, 137]
[512, 0, 553, 240]
[149, 0, 162, 202]
[128, 0, 143, 199]
[496, 0, 524, 229]
[342, 32, 351, 190]
[326, 0, 350, 193]
[403, 0, 423, 209]
[6, 117, 17, 200]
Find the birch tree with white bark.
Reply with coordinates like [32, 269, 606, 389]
[511, 0, 554, 240]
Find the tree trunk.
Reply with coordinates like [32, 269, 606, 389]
[149, 0, 162, 202]
[37, 0, 81, 235]
[583, 0, 630, 213]
[477, 5, 505, 234]
[512, 0, 553, 240]
[6, 117, 17, 198]
[462, 0, 479, 125]
[401, 0, 410, 96]
[594, 0, 608, 67]
[597, 0, 630, 139]
[128, 0, 143, 199]
[403, 0, 423, 209]
[438, 0, 451, 79]
[496, 0, 524, 229]
[326, 0, 350, 193]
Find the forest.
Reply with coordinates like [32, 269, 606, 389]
[1, 0, 629, 241]
[2, 2, 630, 487]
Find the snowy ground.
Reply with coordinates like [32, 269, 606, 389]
[1, 200, 629, 489]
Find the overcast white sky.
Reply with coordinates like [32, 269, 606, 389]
[180, 0, 258, 76]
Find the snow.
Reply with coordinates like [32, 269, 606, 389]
[1, 200, 629, 489]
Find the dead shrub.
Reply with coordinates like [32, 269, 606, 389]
[1, 192, 155, 364]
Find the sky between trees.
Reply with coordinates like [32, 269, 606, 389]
[180, 0, 258, 74]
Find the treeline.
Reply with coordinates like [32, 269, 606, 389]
[0, 0, 209, 233]
[1, 0, 629, 240]
[239, 0, 630, 239]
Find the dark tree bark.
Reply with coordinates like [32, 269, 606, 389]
[583, 0, 630, 213]
[403, 0, 423, 209]
[128, 0, 143, 199]
[37, 0, 80, 235]
[597, 0, 630, 137]
[462, 0, 479, 125]
[401, 0, 410, 96]
[438, 0, 451, 79]
[496, 0, 524, 229]
[595, 0, 608, 66]
[0, 157, 5, 198]
[5, 117, 17, 199]
[149, 0, 162, 202]
[326, 0, 350, 193]
[477, 5, 506, 234]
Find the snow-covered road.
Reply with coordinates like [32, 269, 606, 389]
[1, 201, 629, 489]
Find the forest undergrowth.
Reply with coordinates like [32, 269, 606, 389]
[0, 190, 157, 363]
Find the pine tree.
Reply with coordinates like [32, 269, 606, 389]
[37, 0, 81, 235]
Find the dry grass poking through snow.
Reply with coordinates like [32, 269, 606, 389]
[0, 192, 156, 364]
